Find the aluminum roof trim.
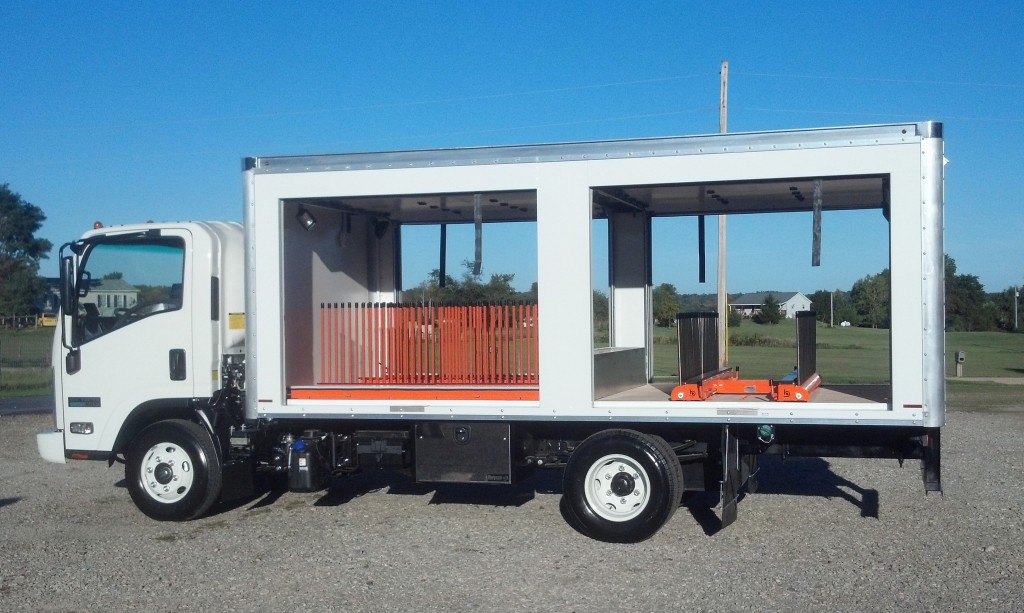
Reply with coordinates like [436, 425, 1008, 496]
[248, 122, 938, 174]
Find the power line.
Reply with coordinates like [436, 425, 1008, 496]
[736, 106, 1024, 124]
[734, 71, 1024, 90]
[5, 73, 714, 135]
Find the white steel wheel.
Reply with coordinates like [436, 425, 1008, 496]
[583, 454, 652, 522]
[563, 429, 682, 543]
[139, 441, 196, 503]
[126, 419, 222, 521]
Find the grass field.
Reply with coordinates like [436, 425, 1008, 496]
[651, 318, 1023, 410]
[0, 327, 53, 397]
[3, 321, 1021, 410]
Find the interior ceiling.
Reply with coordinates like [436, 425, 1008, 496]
[293, 175, 888, 224]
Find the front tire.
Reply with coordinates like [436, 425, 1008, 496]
[126, 419, 222, 521]
[563, 429, 682, 543]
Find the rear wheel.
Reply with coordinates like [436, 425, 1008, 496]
[563, 429, 682, 543]
[125, 419, 222, 521]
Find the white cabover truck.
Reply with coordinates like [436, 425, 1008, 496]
[38, 122, 945, 542]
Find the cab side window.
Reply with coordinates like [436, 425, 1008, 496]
[74, 239, 185, 344]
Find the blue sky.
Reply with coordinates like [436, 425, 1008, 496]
[2, 1, 1022, 296]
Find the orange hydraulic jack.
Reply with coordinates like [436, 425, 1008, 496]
[671, 368, 821, 402]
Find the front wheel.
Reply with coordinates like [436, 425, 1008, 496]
[125, 419, 222, 521]
[562, 429, 682, 543]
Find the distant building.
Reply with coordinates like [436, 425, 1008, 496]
[40, 277, 146, 318]
[80, 277, 141, 317]
[730, 292, 812, 319]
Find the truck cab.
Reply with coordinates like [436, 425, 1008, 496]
[37, 222, 245, 464]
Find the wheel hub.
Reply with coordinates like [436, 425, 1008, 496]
[610, 472, 635, 497]
[584, 455, 651, 522]
[140, 443, 195, 504]
[154, 463, 174, 485]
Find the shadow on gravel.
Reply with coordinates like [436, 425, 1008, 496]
[750, 456, 880, 518]
[0, 497, 21, 509]
[313, 468, 564, 509]
[678, 456, 880, 536]
[199, 456, 878, 530]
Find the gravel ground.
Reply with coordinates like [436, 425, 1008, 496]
[2, 410, 1023, 612]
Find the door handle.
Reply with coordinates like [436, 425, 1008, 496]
[169, 349, 187, 381]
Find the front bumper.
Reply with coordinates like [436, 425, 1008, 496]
[37, 431, 66, 464]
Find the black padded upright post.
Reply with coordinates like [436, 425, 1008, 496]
[677, 312, 719, 383]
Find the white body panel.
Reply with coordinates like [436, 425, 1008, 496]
[245, 122, 945, 429]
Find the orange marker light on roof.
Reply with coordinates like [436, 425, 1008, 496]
[93, 221, 104, 229]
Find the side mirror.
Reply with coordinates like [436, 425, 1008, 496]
[60, 256, 75, 315]
[66, 349, 81, 374]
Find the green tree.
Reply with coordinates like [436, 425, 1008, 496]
[404, 260, 523, 304]
[991, 286, 1020, 332]
[754, 293, 782, 324]
[810, 288, 857, 326]
[852, 269, 890, 328]
[944, 255, 994, 331]
[0, 184, 52, 315]
[726, 307, 742, 328]
[652, 283, 681, 327]
[593, 290, 609, 326]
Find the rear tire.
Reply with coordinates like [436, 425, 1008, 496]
[563, 429, 682, 543]
[125, 419, 222, 521]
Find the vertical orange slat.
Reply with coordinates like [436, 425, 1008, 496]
[340, 303, 348, 384]
[492, 304, 500, 384]
[532, 303, 539, 383]
[479, 305, 486, 384]
[383, 303, 389, 382]
[328, 303, 334, 383]
[422, 305, 429, 384]
[405, 305, 412, 384]
[328, 303, 335, 383]
[513, 303, 520, 384]
[457, 306, 464, 383]
[493, 304, 500, 384]
[414, 305, 420, 383]
[341, 303, 349, 384]
[422, 304, 429, 383]
[475, 307, 483, 384]
[458, 306, 466, 383]
[364, 304, 371, 382]
[470, 306, 477, 383]
[365, 303, 372, 381]
[396, 304, 404, 383]
[385, 304, 393, 384]
[400, 305, 409, 384]
[319, 303, 326, 384]
[493, 304, 502, 384]
[464, 306, 470, 383]
[440, 305, 448, 383]
[347, 303, 354, 384]
[332, 303, 339, 383]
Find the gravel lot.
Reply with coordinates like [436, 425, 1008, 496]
[2, 410, 1023, 612]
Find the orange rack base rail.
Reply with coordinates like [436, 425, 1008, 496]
[290, 386, 538, 402]
[671, 369, 821, 403]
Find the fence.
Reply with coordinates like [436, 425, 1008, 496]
[318, 302, 539, 387]
[1, 315, 42, 329]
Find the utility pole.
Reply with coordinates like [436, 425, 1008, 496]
[717, 60, 729, 367]
[1015, 286, 1019, 330]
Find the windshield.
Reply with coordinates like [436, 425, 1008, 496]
[73, 238, 186, 344]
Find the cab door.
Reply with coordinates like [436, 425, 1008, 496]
[59, 229, 194, 455]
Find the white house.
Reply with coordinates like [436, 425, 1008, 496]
[730, 292, 812, 319]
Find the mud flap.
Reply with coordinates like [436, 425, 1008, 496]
[922, 427, 942, 494]
[720, 425, 758, 528]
